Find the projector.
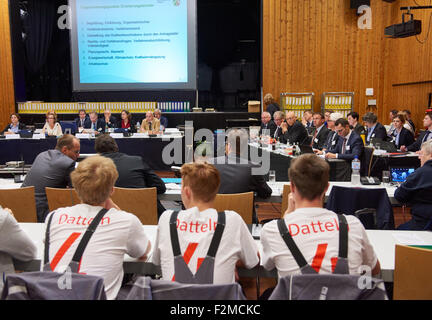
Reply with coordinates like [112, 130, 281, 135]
[385, 19, 421, 38]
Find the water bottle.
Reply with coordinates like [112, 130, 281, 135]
[351, 156, 361, 185]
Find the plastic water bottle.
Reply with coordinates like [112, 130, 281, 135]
[351, 156, 361, 185]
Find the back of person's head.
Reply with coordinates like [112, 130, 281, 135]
[56, 134, 77, 151]
[181, 162, 220, 203]
[226, 128, 248, 158]
[288, 154, 329, 201]
[95, 134, 119, 153]
[264, 93, 274, 104]
[329, 112, 344, 122]
[421, 139, 432, 156]
[362, 112, 378, 124]
[71, 156, 119, 205]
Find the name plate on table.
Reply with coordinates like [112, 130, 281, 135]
[5, 134, 20, 139]
[109, 133, 124, 139]
[32, 133, 45, 140]
[132, 133, 149, 138]
[75, 133, 91, 139]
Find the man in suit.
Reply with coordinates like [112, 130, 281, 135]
[95, 134, 167, 218]
[259, 111, 277, 137]
[211, 129, 272, 223]
[403, 109, 416, 133]
[347, 111, 366, 136]
[302, 110, 315, 134]
[140, 111, 161, 133]
[280, 111, 308, 145]
[325, 118, 364, 161]
[272, 111, 285, 141]
[310, 112, 330, 150]
[75, 109, 91, 130]
[154, 109, 168, 130]
[21, 135, 80, 222]
[316, 112, 343, 155]
[362, 112, 388, 145]
[401, 112, 432, 152]
[395, 140, 432, 230]
[83, 111, 105, 135]
[103, 109, 117, 130]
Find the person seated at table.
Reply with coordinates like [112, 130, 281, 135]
[403, 109, 416, 133]
[325, 118, 364, 161]
[74, 109, 91, 131]
[152, 162, 260, 284]
[324, 109, 334, 127]
[95, 134, 167, 218]
[260, 154, 381, 282]
[272, 111, 285, 141]
[154, 109, 168, 131]
[119, 109, 136, 133]
[1, 113, 26, 135]
[83, 111, 105, 135]
[0, 206, 37, 293]
[279, 111, 308, 145]
[362, 112, 388, 145]
[301, 110, 314, 132]
[103, 109, 117, 131]
[315, 112, 343, 155]
[258, 111, 277, 138]
[44, 155, 151, 300]
[390, 113, 414, 150]
[400, 112, 432, 152]
[140, 111, 160, 134]
[21, 134, 80, 222]
[347, 111, 366, 136]
[310, 112, 330, 150]
[395, 140, 432, 230]
[387, 109, 399, 137]
[264, 93, 280, 119]
[41, 111, 62, 137]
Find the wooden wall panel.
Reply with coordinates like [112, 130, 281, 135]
[0, 0, 15, 130]
[263, 0, 432, 131]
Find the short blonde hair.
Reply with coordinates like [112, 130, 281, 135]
[181, 162, 220, 203]
[71, 156, 118, 205]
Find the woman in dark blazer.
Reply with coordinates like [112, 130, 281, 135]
[1, 113, 25, 135]
[391, 113, 415, 149]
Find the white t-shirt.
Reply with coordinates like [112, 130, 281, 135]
[152, 207, 259, 283]
[261, 207, 377, 278]
[45, 204, 149, 300]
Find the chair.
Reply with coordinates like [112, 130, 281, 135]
[0, 187, 37, 222]
[213, 192, 254, 224]
[354, 208, 377, 229]
[325, 186, 394, 229]
[394, 244, 432, 300]
[45, 187, 80, 212]
[111, 187, 158, 225]
[280, 184, 291, 217]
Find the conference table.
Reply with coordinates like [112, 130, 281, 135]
[0, 134, 185, 171]
[13, 223, 432, 283]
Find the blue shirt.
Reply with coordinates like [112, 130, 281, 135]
[367, 124, 377, 142]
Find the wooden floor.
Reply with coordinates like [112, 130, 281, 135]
[156, 171, 410, 300]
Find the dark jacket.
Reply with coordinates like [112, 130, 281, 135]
[89, 119, 106, 133]
[392, 127, 415, 150]
[407, 130, 431, 152]
[334, 130, 364, 161]
[266, 103, 280, 118]
[323, 130, 340, 153]
[259, 120, 277, 137]
[101, 152, 166, 217]
[103, 116, 117, 129]
[75, 117, 91, 129]
[394, 160, 432, 224]
[159, 116, 169, 129]
[311, 125, 330, 150]
[1, 122, 26, 135]
[352, 123, 366, 136]
[366, 122, 388, 144]
[280, 121, 308, 145]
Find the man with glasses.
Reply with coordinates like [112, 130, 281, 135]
[22, 135, 81, 222]
[280, 111, 308, 145]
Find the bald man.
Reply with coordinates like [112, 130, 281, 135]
[280, 111, 308, 145]
[259, 112, 277, 137]
[140, 111, 161, 133]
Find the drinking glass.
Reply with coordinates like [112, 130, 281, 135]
[269, 170, 276, 183]
[382, 171, 390, 186]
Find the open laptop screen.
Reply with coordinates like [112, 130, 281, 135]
[390, 167, 415, 183]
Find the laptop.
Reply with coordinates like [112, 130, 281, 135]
[60, 121, 78, 135]
[19, 130, 33, 138]
[370, 138, 397, 153]
[390, 167, 415, 183]
[299, 144, 314, 154]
